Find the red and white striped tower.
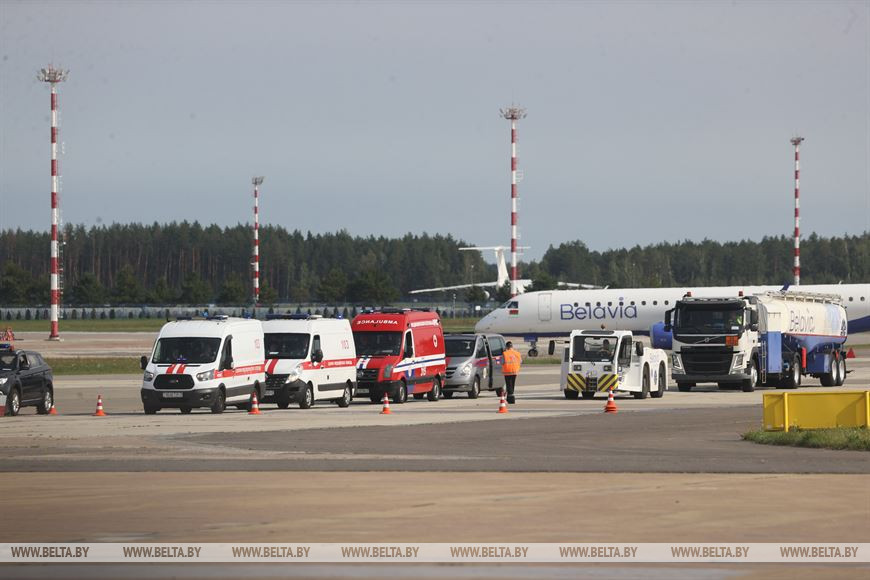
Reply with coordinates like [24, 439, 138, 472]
[790, 136, 804, 286]
[38, 65, 68, 340]
[500, 105, 527, 297]
[251, 176, 264, 305]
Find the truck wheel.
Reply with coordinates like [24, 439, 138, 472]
[741, 360, 757, 392]
[394, 381, 408, 404]
[427, 377, 441, 401]
[336, 383, 352, 408]
[6, 388, 21, 416]
[820, 361, 836, 387]
[782, 357, 801, 389]
[299, 384, 314, 409]
[564, 389, 579, 400]
[467, 376, 480, 399]
[633, 368, 650, 399]
[581, 391, 595, 400]
[651, 364, 666, 398]
[36, 386, 54, 415]
[677, 382, 693, 392]
[210, 388, 226, 414]
[836, 356, 846, 386]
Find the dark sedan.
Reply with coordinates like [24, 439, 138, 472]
[0, 346, 54, 416]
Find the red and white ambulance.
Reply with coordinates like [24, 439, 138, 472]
[353, 309, 447, 404]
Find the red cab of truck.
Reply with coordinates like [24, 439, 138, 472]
[352, 309, 447, 404]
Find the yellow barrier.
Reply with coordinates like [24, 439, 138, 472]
[763, 390, 870, 432]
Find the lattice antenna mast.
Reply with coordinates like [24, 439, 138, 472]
[499, 105, 526, 297]
[38, 65, 69, 340]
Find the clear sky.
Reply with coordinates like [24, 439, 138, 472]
[1, 1, 868, 260]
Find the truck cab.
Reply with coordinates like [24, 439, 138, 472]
[557, 330, 668, 400]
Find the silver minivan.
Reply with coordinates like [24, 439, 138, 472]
[443, 333, 507, 398]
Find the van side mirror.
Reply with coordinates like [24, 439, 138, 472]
[635, 342, 644, 356]
[750, 310, 758, 326]
[548, 340, 555, 356]
[140, 355, 148, 370]
[312, 349, 324, 363]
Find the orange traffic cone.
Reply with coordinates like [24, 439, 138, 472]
[380, 392, 392, 415]
[497, 389, 508, 414]
[847, 348, 856, 359]
[93, 394, 106, 417]
[604, 388, 618, 414]
[248, 392, 262, 415]
[49, 404, 58, 415]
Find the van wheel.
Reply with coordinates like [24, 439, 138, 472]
[677, 382, 693, 392]
[468, 376, 480, 399]
[633, 368, 650, 399]
[651, 365, 666, 398]
[564, 389, 579, 400]
[6, 388, 21, 416]
[180, 406, 192, 414]
[143, 402, 160, 415]
[210, 389, 226, 414]
[394, 381, 408, 404]
[741, 360, 758, 392]
[336, 383, 352, 408]
[277, 390, 291, 409]
[427, 377, 441, 402]
[299, 384, 314, 409]
[36, 386, 54, 414]
[443, 390, 454, 399]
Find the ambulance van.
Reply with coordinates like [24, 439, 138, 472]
[353, 309, 446, 404]
[261, 314, 357, 409]
[140, 316, 265, 414]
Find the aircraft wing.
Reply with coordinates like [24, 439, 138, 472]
[409, 282, 499, 295]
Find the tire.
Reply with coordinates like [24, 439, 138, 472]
[782, 357, 801, 389]
[394, 381, 408, 404]
[277, 395, 291, 410]
[442, 390, 454, 399]
[336, 383, 352, 408]
[467, 376, 480, 399]
[633, 368, 650, 399]
[651, 365, 666, 398]
[820, 364, 835, 387]
[741, 360, 758, 393]
[427, 377, 441, 401]
[564, 389, 579, 400]
[143, 402, 160, 415]
[36, 386, 53, 415]
[299, 384, 314, 409]
[528, 348, 539, 358]
[210, 388, 226, 414]
[581, 391, 596, 400]
[180, 406, 192, 414]
[6, 388, 21, 416]
[836, 356, 846, 386]
[677, 382, 693, 392]
[369, 395, 381, 404]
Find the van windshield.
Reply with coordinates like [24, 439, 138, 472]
[445, 338, 476, 357]
[354, 331, 402, 356]
[572, 336, 617, 362]
[153, 337, 221, 364]
[265, 333, 310, 359]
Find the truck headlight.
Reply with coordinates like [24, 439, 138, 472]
[382, 365, 393, 379]
[143, 371, 154, 382]
[732, 354, 744, 369]
[286, 364, 302, 382]
[603, 365, 613, 372]
[459, 362, 472, 377]
[671, 354, 683, 370]
[196, 369, 214, 382]
[357, 368, 364, 379]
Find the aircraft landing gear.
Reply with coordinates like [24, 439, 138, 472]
[528, 341, 539, 358]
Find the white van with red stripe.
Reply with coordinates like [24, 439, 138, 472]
[140, 316, 265, 414]
[261, 315, 357, 409]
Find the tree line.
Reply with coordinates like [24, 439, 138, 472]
[0, 223, 867, 306]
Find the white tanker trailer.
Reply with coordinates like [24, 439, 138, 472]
[664, 291, 848, 392]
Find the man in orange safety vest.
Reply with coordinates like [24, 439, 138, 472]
[501, 341, 522, 404]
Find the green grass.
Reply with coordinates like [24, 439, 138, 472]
[743, 427, 870, 451]
[523, 357, 561, 365]
[5, 318, 165, 333]
[45, 357, 142, 376]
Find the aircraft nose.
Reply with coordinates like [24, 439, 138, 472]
[475, 312, 495, 332]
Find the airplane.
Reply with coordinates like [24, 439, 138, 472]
[409, 246, 602, 296]
[474, 283, 870, 356]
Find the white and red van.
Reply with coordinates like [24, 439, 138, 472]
[261, 315, 357, 409]
[353, 309, 447, 404]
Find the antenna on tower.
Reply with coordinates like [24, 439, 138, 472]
[38, 65, 69, 341]
[500, 105, 526, 297]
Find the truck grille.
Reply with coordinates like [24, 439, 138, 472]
[266, 374, 288, 389]
[153, 374, 194, 390]
[358, 368, 379, 381]
[682, 348, 732, 375]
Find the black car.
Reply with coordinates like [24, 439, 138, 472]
[0, 346, 54, 416]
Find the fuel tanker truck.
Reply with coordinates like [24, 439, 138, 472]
[664, 291, 848, 392]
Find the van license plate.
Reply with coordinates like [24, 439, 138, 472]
[265, 390, 274, 396]
[163, 392, 183, 398]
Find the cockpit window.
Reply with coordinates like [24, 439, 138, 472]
[500, 300, 519, 309]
